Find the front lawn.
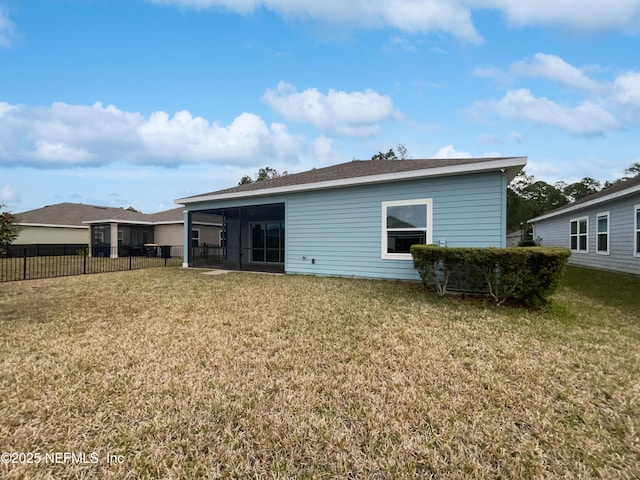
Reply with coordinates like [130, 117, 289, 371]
[0, 267, 638, 479]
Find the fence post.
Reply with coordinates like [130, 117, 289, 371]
[83, 246, 87, 274]
[23, 247, 27, 280]
[129, 251, 132, 270]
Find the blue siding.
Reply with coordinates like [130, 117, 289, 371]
[533, 193, 640, 276]
[286, 172, 505, 280]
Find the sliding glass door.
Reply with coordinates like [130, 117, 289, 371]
[251, 223, 285, 263]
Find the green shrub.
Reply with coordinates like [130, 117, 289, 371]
[517, 239, 537, 247]
[411, 245, 570, 307]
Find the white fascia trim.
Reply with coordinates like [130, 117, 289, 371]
[176, 157, 527, 205]
[529, 182, 640, 223]
[17, 223, 88, 229]
[82, 219, 154, 225]
[153, 220, 223, 227]
[151, 221, 183, 226]
[193, 222, 223, 227]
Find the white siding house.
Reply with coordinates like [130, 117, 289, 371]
[176, 157, 527, 280]
[529, 176, 640, 276]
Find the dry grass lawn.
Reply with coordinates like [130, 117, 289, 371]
[0, 267, 638, 479]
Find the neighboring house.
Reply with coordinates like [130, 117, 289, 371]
[529, 175, 640, 276]
[175, 157, 527, 280]
[15, 203, 222, 257]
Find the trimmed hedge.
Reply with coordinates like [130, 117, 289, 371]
[410, 245, 571, 306]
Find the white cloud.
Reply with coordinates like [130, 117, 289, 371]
[147, 0, 482, 43]
[0, 101, 302, 168]
[612, 71, 640, 122]
[0, 9, 17, 48]
[146, 0, 640, 41]
[477, 134, 503, 146]
[509, 131, 525, 144]
[477, 88, 618, 135]
[310, 136, 341, 165]
[476, 55, 640, 129]
[478, 0, 640, 33]
[432, 145, 472, 159]
[1, 185, 19, 203]
[262, 81, 396, 137]
[149, 0, 259, 13]
[472, 66, 512, 84]
[511, 53, 606, 93]
[613, 71, 640, 106]
[383, 36, 418, 53]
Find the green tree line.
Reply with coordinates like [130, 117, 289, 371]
[508, 162, 640, 235]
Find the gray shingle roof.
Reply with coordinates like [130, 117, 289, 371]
[16, 203, 184, 226]
[565, 175, 640, 209]
[180, 157, 524, 201]
[146, 207, 185, 223]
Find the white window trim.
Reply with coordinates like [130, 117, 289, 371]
[570, 216, 589, 253]
[596, 211, 610, 255]
[635, 205, 640, 258]
[381, 198, 433, 260]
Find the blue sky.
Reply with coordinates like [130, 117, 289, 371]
[1, 0, 639, 213]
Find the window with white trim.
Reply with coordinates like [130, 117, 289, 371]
[596, 212, 609, 255]
[191, 229, 200, 247]
[381, 199, 433, 259]
[570, 217, 588, 253]
[635, 205, 640, 257]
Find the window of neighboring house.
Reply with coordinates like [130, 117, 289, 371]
[381, 199, 433, 260]
[570, 217, 588, 253]
[219, 229, 224, 247]
[117, 230, 124, 246]
[596, 212, 610, 255]
[191, 229, 200, 247]
[635, 205, 640, 257]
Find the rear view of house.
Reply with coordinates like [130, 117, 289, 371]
[529, 175, 640, 276]
[176, 157, 527, 281]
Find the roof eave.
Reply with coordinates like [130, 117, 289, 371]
[82, 219, 154, 225]
[16, 223, 88, 229]
[529, 182, 640, 223]
[176, 157, 527, 206]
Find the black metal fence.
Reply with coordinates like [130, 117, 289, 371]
[0, 245, 184, 283]
[4, 243, 88, 257]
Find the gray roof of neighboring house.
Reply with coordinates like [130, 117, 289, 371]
[146, 207, 186, 223]
[177, 156, 527, 204]
[529, 175, 640, 223]
[16, 202, 184, 227]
